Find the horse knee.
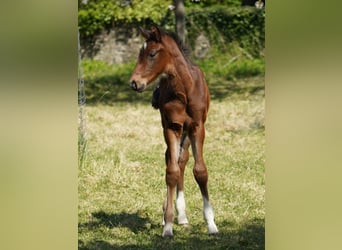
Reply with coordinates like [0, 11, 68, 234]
[193, 164, 208, 185]
[166, 165, 180, 187]
[178, 150, 189, 166]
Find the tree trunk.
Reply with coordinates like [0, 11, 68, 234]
[174, 0, 185, 44]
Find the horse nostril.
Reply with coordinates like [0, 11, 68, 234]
[130, 81, 137, 90]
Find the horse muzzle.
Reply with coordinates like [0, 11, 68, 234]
[130, 80, 146, 92]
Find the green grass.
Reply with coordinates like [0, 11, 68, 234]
[197, 53, 265, 81]
[79, 60, 264, 249]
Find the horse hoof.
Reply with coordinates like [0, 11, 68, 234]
[162, 230, 173, 237]
[208, 223, 219, 235]
[162, 223, 173, 237]
[177, 216, 189, 225]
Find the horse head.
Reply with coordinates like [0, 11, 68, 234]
[129, 25, 169, 92]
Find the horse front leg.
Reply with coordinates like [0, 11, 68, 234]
[162, 127, 182, 237]
[189, 123, 219, 235]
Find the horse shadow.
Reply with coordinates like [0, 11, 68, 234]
[78, 211, 152, 235]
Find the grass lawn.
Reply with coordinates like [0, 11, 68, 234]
[78, 61, 265, 249]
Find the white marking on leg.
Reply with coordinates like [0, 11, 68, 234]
[162, 222, 173, 237]
[176, 191, 189, 224]
[143, 42, 147, 50]
[203, 197, 219, 234]
[175, 140, 180, 162]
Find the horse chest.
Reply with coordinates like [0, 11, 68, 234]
[160, 99, 186, 122]
[161, 98, 205, 132]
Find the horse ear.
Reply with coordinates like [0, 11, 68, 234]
[150, 24, 162, 42]
[139, 27, 151, 40]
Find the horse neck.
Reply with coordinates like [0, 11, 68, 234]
[164, 41, 193, 92]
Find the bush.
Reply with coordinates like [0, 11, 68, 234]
[186, 6, 265, 57]
[78, 0, 169, 38]
[79, 2, 265, 58]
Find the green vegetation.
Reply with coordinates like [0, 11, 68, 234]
[185, 6, 265, 57]
[79, 1, 265, 59]
[78, 1, 248, 38]
[185, 0, 242, 8]
[197, 47, 264, 79]
[78, 0, 169, 37]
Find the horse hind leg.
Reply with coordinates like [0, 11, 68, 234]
[202, 194, 218, 234]
[193, 163, 218, 234]
[190, 126, 218, 234]
[176, 135, 190, 225]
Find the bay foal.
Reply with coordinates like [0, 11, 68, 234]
[129, 25, 218, 237]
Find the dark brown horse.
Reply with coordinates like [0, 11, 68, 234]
[129, 25, 218, 237]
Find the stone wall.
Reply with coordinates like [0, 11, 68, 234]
[81, 27, 142, 65]
[80, 27, 211, 65]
